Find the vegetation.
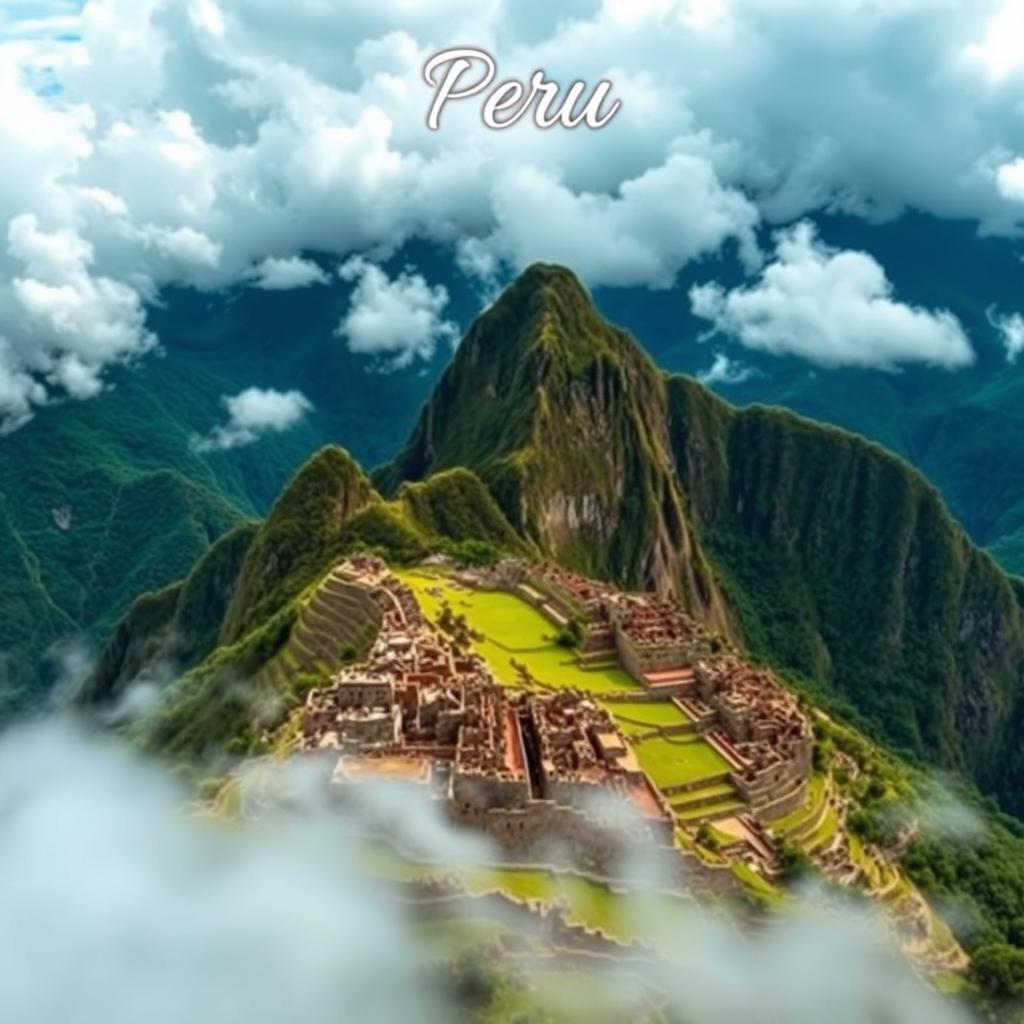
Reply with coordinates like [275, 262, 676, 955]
[398, 570, 638, 694]
[77, 521, 259, 708]
[376, 264, 1024, 817]
[374, 264, 726, 628]
[632, 736, 730, 789]
[60, 262, 1024, 1017]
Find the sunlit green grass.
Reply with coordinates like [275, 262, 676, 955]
[398, 569, 640, 695]
[632, 736, 730, 788]
[604, 700, 692, 736]
[764, 773, 827, 835]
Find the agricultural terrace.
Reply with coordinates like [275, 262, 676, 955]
[604, 700, 692, 736]
[633, 736, 731, 789]
[357, 839, 692, 948]
[398, 567, 733, 790]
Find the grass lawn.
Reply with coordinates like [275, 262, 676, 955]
[633, 736, 730, 788]
[603, 700, 692, 735]
[398, 569, 640, 695]
[804, 804, 840, 853]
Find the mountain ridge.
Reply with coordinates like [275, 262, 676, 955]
[80, 262, 1024, 816]
[378, 263, 1024, 812]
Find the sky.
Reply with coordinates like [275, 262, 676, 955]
[4, 0, 1024, 437]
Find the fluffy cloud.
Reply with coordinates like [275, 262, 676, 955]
[5, 212, 156, 413]
[690, 222, 975, 371]
[994, 157, 1024, 202]
[248, 256, 329, 291]
[0, 720, 971, 1024]
[5, 0, 1024, 427]
[337, 257, 458, 370]
[697, 352, 756, 387]
[191, 386, 312, 452]
[460, 154, 760, 289]
[987, 306, 1024, 362]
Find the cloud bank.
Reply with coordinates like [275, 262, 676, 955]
[0, 720, 971, 1024]
[4, 0, 1024, 425]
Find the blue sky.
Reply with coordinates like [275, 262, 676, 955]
[0, 1, 83, 41]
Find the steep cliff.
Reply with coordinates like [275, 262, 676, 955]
[375, 264, 731, 632]
[77, 521, 259, 708]
[220, 447, 378, 645]
[665, 378, 1024, 789]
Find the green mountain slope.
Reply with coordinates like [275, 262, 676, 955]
[666, 380, 1024, 785]
[80, 447, 525, 760]
[379, 264, 1024, 813]
[376, 264, 731, 634]
[78, 521, 259, 709]
[0, 434, 243, 715]
[80, 262, 1024, 813]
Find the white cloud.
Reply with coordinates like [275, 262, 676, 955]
[191, 385, 312, 452]
[248, 255, 329, 291]
[0, 723, 446, 1024]
[4, 0, 1024, 427]
[987, 305, 1024, 361]
[995, 157, 1024, 202]
[690, 222, 975, 372]
[5, 212, 156, 407]
[337, 257, 458, 370]
[460, 154, 760, 289]
[697, 352, 755, 387]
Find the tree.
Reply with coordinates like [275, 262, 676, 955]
[776, 839, 815, 882]
[453, 539, 502, 567]
[972, 943, 1024, 1001]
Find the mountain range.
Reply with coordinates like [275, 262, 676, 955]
[8, 214, 1024, 724]
[75, 263, 1024, 825]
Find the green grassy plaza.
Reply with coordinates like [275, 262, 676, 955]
[632, 736, 731, 789]
[602, 700, 693, 735]
[398, 568, 738, 796]
[397, 569, 639, 694]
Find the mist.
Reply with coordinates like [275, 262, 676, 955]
[0, 721, 974, 1024]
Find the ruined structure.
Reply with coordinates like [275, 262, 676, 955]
[301, 558, 674, 867]
[462, 559, 812, 820]
[299, 555, 812, 875]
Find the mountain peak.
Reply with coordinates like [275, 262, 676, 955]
[509, 262, 591, 301]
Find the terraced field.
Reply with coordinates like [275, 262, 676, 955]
[763, 773, 829, 842]
[358, 840, 691, 945]
[256, 565, 382, 693]
[603, 700, 693, 736]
